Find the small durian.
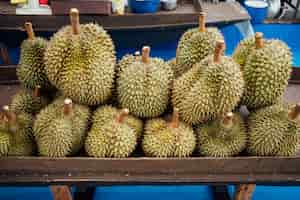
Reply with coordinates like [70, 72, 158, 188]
[117, 46, 174, 118]
[196, 112, 247, 157]
[34, 98, 90, 157]
[0, 106, 35, 156]
[85, 107, 140, 158]
[175, 12, 224, 75]
[247, 103, 300, 156]
[233, 32, 292, 109]
[17, 22, 52, 91]
[143, 109, 196, 157]
[45, 9, 116, 105]
[10, 85, 49, 115]
[172, 41, 244, 125]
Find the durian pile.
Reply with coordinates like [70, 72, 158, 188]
[1, 8, 299, 158]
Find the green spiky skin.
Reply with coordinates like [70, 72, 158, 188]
[233, 38, 292, 109]
[34, 98, 91, 157]
[117, 57, 174, 118]
[0, 131, 10, 156]
[10, 89, 49, 115]
[172, 55, 244, 125]
[196, 114, 247, 157]
[176, 28, 224, 75]
[17, 37, 52, 90]
[85, 105, 141, 158]
[247, 104, 300, 156]
[45, 24, 116, 106]
[167, 58, 184, 78]
[143, 118, 195, 157]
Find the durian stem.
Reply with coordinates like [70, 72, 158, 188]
[221, 112, 234, 129]
[288, 103, 300, 123]
[63, 98, 73, 116]
[2, 105, 16, 124]
[70, 8, 80, 35]
[24, 22, 35, 40]
[135, 51, 140, 61]
[169, 108, 179, 128]
[116, 108, 129, 123]
[198, 12, 206, 33]
[142, 46, 150, 64]
[255, 32, 264, 49]
[33, 85, 41, 98]
[213, 40, 225, 63]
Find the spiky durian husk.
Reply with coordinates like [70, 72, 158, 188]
[116, 54, 136, 76]
[117, 58, 174, 118]
[247, 104, 300, 156]
[167, 58, 184, 79]
[17, 38, 52, 90]
[45, 24, 116, 106]
[172, 55, 244, 125]
[34, 98, 91, 157]
[233, 38, 292, 109]
[196, 114, 247, 157]
[0, 131, 10, 156]
[10, 89, 49, 115]
[143, 118, 195, 157]
[176, 28, 224, 75]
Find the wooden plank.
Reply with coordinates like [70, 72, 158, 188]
[0, 157, 300, 185]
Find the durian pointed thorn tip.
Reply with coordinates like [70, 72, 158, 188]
[255, 32, 264, 49]
[169, 108, 179, 128]
[288, 103, 300, 121]
[70, 8, 80, 35]
[214, 40, 225, 63]
[199, 12, 206, 32]
[142, 46, 150, 63]
[116, 108, 129, 123]
[25, 22, 35, 40]
[63, 98, 73, 116]
[222, 112, 234, 128]
[33, 85, 41, 98]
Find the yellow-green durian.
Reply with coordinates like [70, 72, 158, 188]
[172, 41, 244, 125]
[247, 103, 300, 156]
[143, 109, 195, 157]
[196, 112, 247, 157]
[34, 98, 90, 157]
[85, 107, 141, 158]
[17, 22, 52, 91]
[117, 46, 174, 118]
[10, 86, 49, 115]
[176, 12, 223, 75]
[44, 9, 116, 106]
[233, 32, 292, 109]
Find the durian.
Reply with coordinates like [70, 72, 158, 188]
[17, 22, 52, 90]
[34, 98, 90, 157]
[44, 8, 116, 105]
[247, 103, 300, 156]
[117, 46, 173, 118]
[172, 41, 244, 125]
[143, 109, 196, 157]
[233, 32, 292, 109]
[175, 12, 223, 76]
[85, 107, 141, 158]
[10, 85, 49, 115]
[196, 112, 247, 157]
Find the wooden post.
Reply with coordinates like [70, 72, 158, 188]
[51, 186, 73, 200]
[234, 184, 255, 200]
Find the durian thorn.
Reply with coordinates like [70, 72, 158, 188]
[288, 103, 300, 122]
[199, 12, 206, 33]
[24, 22, 35, 40]
[142, 46, 150, 64]
[63, 98, 73, 116]
[70, 8, 80, 35]
[33, 85, 41, 98]
[255, 32, 264, 49]
[214, 40, 225, 63]
[2, 105, 16, 124]
[169, 108, 179, 129]
[221, 112, 234, 129]
[116, 108, 129, 123]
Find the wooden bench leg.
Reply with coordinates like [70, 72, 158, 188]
[51, 185, 73, 200]
[234, 184, 256, 200]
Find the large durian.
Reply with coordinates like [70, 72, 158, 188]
[17, 22, 52, 91]
[34, 98, 90, 157]
[196, 112, 247, 157]
[85, 107, 141, 158]
[143, 109, 196, 157]
[247, 103, 300, 156]
[10, 85, 49, 115]
[175, 12, 223, 76]
[233, 32, 292, 109]
[172, 41, 244, 125]
[117, 46, 173, 118]
[44, 8, 116, 105]
[0, 106, 35, 156]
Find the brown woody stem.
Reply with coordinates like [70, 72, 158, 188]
[70, 8, 80, 35]
[221, 112, 234, 129]
[25, 22, 35, 40]
[255, 32, 264, 49]
[169, 108, 179, 128]
[213, 40, 225, 63]
[33, 85, 41, 98]
[2, 105, 16, 123]
[288, 103, 300, 122]
[199, 12, 206, 32]
[116, 108, 129, 123]
[142, 46, 150, 64]
[63, 99, 73, 116]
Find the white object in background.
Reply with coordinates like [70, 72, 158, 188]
[111, 0, 126, 14]
[16, 0, 52, 15]
[161, 0, 177, 10]
[267, 0, 281, 18]
[234, 20, 255, 39]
